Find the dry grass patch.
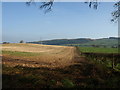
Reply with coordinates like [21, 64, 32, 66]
[2, 43, 79, 68]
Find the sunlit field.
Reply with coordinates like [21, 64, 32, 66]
[2, 43, 120, 88]
[2, 43, 77, 68]
[78, 47, 118, 53]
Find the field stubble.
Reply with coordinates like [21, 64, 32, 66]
[2, 43, 83, 68]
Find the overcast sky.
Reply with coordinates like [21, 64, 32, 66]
[2, 2, 118, 43]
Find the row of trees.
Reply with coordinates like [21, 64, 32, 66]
[3, 40, 24, 44]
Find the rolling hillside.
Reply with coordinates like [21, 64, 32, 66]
[28, 38, 93, 45]
[28, 37, 119, 47]
[80, 37, 119, 47]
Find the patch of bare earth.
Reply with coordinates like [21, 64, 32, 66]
[2, 43, 86, 68]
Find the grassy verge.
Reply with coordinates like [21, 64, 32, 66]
[3, 61, 120, 88]
[2, 51, 41, 57]
[77, 47, 120, 70]
[2, 65, 76, 88]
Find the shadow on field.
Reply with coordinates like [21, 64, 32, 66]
[3, 59, 120, 88]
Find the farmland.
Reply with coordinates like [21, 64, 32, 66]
[2, 43, 79, 68]
[2, 43, 120, 88]
[78, 47, 118, 53]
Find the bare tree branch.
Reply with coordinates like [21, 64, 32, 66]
[26, 0, 34, 6]
[111, 1, 120, 22]
[40, 0, 54, 13]
[85, 0, 98, 9]
[26, 0, 54, 13]
[26, 0, 120, 22]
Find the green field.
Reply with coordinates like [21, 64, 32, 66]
[78, 47, 118, 53]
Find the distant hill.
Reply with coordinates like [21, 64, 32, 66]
[28, 38, 94, 45]
[27, 37, 119, 47]
[80, 37, 119, 47]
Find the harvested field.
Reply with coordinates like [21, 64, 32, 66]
[2, 43, 84, 68]
[2, 44, 120, 88]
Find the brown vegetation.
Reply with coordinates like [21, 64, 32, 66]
[2, 43, 85, 68]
